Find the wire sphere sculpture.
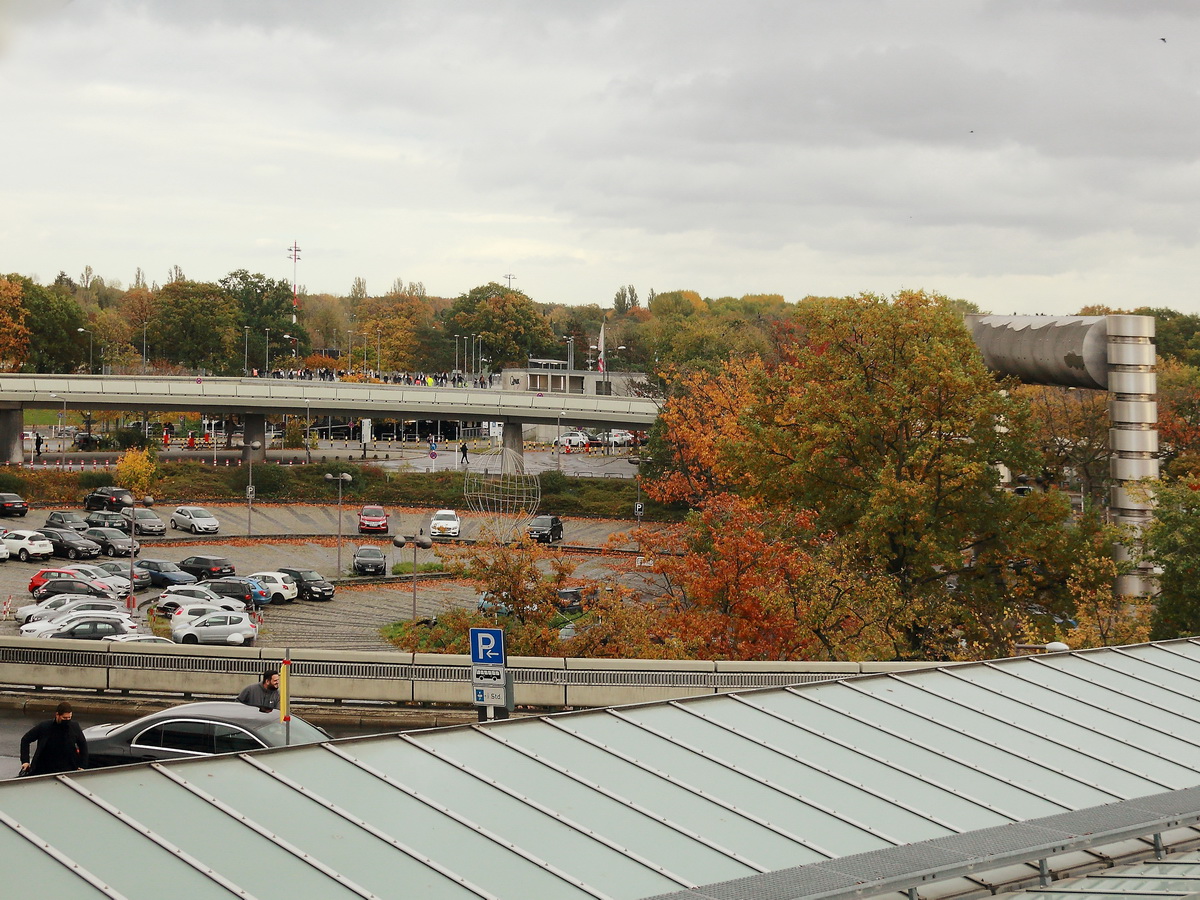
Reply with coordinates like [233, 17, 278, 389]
[463, 447, 541, 542]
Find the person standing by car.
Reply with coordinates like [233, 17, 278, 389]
[20, 701, 88, 775]
[236, 668, 280, 711]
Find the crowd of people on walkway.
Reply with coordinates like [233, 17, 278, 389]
[256, 368, 498, 389]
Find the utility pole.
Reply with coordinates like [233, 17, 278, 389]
[287, 241, 301, 327]
[503, 273, 516, 289]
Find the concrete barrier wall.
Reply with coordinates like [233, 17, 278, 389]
[0, 638, 940, 708]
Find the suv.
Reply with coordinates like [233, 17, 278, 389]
[83, 486, 135, 512]
[357, 506, 389, 534]
[527, 515, 564, 543]
[553, 431, 592, 450]
[352, 546, 387, 576]
[121, 507, 166, 535]
[177, 555, 235, 580]
[278, 567, 335, 602]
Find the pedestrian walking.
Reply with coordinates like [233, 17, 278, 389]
[34, 433, 42, 457]
[460, 441, 468, 465]
[236, 667, 280, 711]
[20, 701, 88, 776]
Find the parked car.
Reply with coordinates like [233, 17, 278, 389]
[21, 597, 129, 628]
[278, 567, 335, 602]
[171, 610, 258, 646]
[37, 526, 103, 560]
[110, 634, 174, 645]
[22, 607, 132, 636]
[16, 592, 110, 624]
[0, 493, 29, 516]
[429, 509, 461, 539]
[45, 510, 91, 532]
[527, 514, 564, 543]
[85, 510, 129, 531]
[136, 559, 198, 587]
[248, 571, 298, 604]
[357, 505, 390, 534]
[32, 577, 118, 603]
[170, 602, 231, 623]
[82, 702, 326, 767]
[0, 529, 54, 562]
[121, 507, 166, 535]
[170, 506, 221, 534]
[154, 585, 243, 615]
[95, 560, 151, 592]
[63, 562, 132, 597]
[83, 486, 135, 512]
[553, 431, 592, 449]
[27, 567, 90, 594]
[177, 555, 235, 580]
[206, 577, 270, 608]
[352, 545, 387, 576]
[85, 527, 140, 557]
[593, 429, 635, 447]
[43, 616, 138, 641]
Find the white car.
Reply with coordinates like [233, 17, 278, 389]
[249, 571, 298, 604]
[1, 529, 54, 562]
[170, 506, 221, 534]
[65, 563, 132, 597]
[16, 593, 108, 625]
[22, 608, 133, 638]
[21, 596, 127, 626]
[40, 616, 139, 641]
[429, 509, 461, 539]
[553, 430, 592, 449]
[155, 584, 240, 614]
[171, 610, 257, 646]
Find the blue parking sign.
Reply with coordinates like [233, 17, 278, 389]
[470, 627, 506, 665]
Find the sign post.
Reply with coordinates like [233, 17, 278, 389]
[469, 626, 513, 721]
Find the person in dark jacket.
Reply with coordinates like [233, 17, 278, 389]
[236, 668, 280, 711]
[20, 701, 88, 775]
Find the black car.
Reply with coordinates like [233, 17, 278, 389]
[206, 577, 269, 608]
[32, 578, 117, 603]
[48, 617, 136, 641]
[0, 493, 28, 516]
[84, 527, 140, 557]
[177, 555, 235, 580]
[83, 486, 135, 512]
[352, 545, 387, 576]
[278, 566, 335, 602]
[45, 510, 90, 532]
[85, 510, 129, 531]
[82, 701, 327, 767]
[37, 527, 102, 561]
[527, 515, 564, 543]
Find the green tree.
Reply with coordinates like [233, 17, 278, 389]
[152, 280, 240, 373]
[14, 275, 87, 373]
[220, 270, 303, 369]
[1142, 477, 1200, 639]
[447, 283, 557, 368]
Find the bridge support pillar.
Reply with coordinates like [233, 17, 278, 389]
[502, 422, 524, 473]
[0, 406, 20, 464]
[242, 414, 267, 463]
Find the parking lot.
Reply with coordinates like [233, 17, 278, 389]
[0, 503, 649, 650]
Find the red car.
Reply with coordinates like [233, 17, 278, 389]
[357, 505, 389, 534]
[28, 567, 86, 594]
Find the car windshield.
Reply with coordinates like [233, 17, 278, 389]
[56, 512, 86, 522]
[252, 717, 327, 747]
[293, 570, 322, 582]
[362, 507, 384, 516]
[357, 548, 384, 559]
[157, 562, 182, 572]
[133, 510, 156, 519]
[433, 511, 456, 521]
[530, 516, 552, 527]
[190, 509, 215, 519]
[92, 529, 125, 538]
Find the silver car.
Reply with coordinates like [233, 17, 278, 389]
[171, 610, 257, 646]
[170, 506, 220, 534]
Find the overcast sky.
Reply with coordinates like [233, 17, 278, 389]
[3, 1, 1200, 314]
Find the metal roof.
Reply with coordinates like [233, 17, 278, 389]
[8, 640, 1200, 899]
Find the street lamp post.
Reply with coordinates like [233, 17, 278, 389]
[243, 326, 250, 375]
[49, 393, 67, 448]
[454, 333, 461, 378]
[393, 532, 433, 621]
[324, 472, 352, 575]
[125, 496, 153, 624]
[304, 399, 312, 464]
[246, 440, 262, 536]
[376, 328, 382, 375]
[77, 328, 93, 374]
[264, 328, 271, 375]
[142, 323, 148, 374]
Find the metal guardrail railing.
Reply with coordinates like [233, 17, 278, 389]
[646, 786, 1200, 900]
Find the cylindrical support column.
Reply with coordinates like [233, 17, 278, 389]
[242, 414, 267, 463]
[0, 407, 22, 464]
[501, 422, 524, 474]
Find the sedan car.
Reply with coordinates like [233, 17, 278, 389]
[170, 506, 221, 534]
[352, 545, 387, 576]
[96, 560, 151, 592]
[85, 510, 129, 531]
[45, 510, 91, 532]
[43, 616, 138, 641]
[21, 599, 129, 631]
[171, 610, 258, 646]
[64, 562, 132, 597]
[154, 585, 244, 615]
[32, 577, 117, 603]
[357, 505, 389, 534]
[27, 567, 88, 594]
[85, 527, 140, 557]
[177, 555, 235, 580]
[0, 529, 54, 562]
[83, 486, 135, 511]
[278, 567, 335, 602]
[527, 514, 564, 543]
[248, 571, 298, 604]
[37, 526, 103, 560]
[0, 492, 29, 516]
[120, 506, 166, 535]
[429, 509, 461, 539]
[136, 558, 198, 588]
[82, 701, 326, 767]
[16, 592, 109, 624]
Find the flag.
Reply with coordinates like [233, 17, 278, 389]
[598, 322, 606, 373]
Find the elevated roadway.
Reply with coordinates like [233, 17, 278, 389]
[0, 374, 661, 465]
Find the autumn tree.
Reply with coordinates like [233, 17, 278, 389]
[446, 283, 558, 368]
[0, 277, 32, 370]
[1012, 384, 1110, 502]
[152, 280, 241, 373]
[1141, 477, 1200, 639]
[16, 275, 86, 373]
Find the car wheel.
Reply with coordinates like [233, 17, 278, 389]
[17, 511, 26, 517]
[67, 549, 78, 560]
[271, 593, 283, 604]
[170, 520, 177, 530]
[191, 524, 199, 534]
[18, 549, 28, 562]
[181, 634, 198, 644]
